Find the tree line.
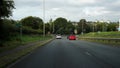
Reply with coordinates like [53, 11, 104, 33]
[77, 19, 118, 34]
[0, 0, 119, 46]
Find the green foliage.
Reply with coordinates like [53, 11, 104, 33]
[0, 35, 53, 68]
[0, 19, 17, 40]
[65, 21, 75, 34]
[91, 21, 118, 32]
[19, 16, 44, 35]
[0, 35, 52, 53]
[79, 32, 120, 46]
[48, 19, 53, 33]
[0, 16, 44, 46]
[0, 0, 15, 46]
[20, 16, 43, 29]
[107, 23, 118, 31]
[77, 19, 90, 33]
[53, 17, 75, 34]
[80, 31, 120, 38]
[0, 19, 18, 45]
[45, 23, 51, 34]
[0, 0, 15, 19]
[77, 20, 118, 34]
[22, 26, 42, 35]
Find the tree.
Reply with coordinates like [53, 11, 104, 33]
[53, 17, 74, 34]
[20, 16, 43, 29]
[0, 0, 15, 19]
[48, 19, 53, 33]
[0, 0, 15, 46]
[0, 19, 18, 46]
[45, 23, 51, 34]
[54, 17, 68, 34]
[107, 23, 118, 31]
[20, 16, 44, 35]
[77, 19, 89, 34]
[67, 21, 75, 34]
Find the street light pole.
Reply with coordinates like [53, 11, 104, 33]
[53, 21, 54, 34]
[101, 20, 104, 32]
[81, 21, 83, 35]
[93, 22, 94, 32]
[43, 0, 45, 36]
[119, 19, 120, 31]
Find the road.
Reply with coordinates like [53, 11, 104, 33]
[9, 37, 120, 68]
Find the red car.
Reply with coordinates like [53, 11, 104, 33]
[68, 35, 76, 40]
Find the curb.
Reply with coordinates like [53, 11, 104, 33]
[3, 39, 54, 68]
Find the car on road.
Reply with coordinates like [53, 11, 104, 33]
[56, 35, 62, 39]
[68, 35, 76, 40]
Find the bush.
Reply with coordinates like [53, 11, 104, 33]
[0, 19, 18, 46]
[22, 26, 43, 35]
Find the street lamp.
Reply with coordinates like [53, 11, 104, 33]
[43, 0, 45, 36]
[95, 20, 98, 32]
[52, 15, 56, 34]
[93, 22, 94, 32]
[101, 19, 105, 32]
[16, 21, 22, 44]
[81, 21, 84, 35]
[118, 19, 120, 31]
[53, 21, 54, 34]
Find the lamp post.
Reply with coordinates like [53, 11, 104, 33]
[20, 23, 22, 43]
[101, 20, 105, 32]
[43, 0, 45, 36]
[95, 20, 98, 32]
[74, 22, 77, 35]
[52, 15, 56, 34]
[17, 21, 22, 44]
[53, 21, 54, 34]
[81, 20, 84, 35]
[119, 19, 120, 31]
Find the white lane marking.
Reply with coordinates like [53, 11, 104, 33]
[85, 52, 92, 56]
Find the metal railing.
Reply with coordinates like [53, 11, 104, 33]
[79, 37, 120, 43]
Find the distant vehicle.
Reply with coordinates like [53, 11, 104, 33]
[56, 35, 62, 39]
[68, 35, 76, 40]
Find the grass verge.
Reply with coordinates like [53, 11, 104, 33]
[0, 35, 52, 53]
[0, 37, 53, 68]
[79, 31, 120, 38]
[80, 39, 120, 47]
[79, 31, 120, 46]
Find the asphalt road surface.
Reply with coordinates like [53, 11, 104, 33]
[9, 37, 120, 68]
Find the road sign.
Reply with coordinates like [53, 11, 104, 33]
[74, 29, 77, 34]
[16, 23, 22, 28]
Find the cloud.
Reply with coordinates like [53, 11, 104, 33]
[12, 0, 120, 22]
[68, 0, 96, 5]
[82, 7, 110, 16]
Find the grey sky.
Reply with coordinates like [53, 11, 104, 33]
[11, 0, 120, 22]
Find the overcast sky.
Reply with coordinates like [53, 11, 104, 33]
[11, 0, 120, 22]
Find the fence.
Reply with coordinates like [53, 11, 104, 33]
[79, 37, 120, 43]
